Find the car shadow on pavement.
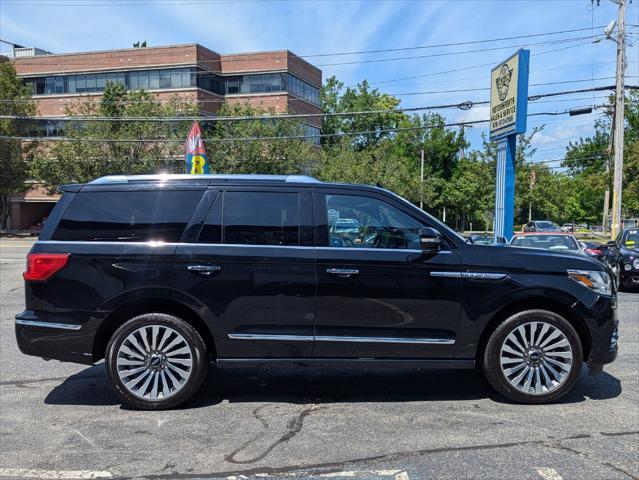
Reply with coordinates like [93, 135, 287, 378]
[44, 364, 622, 409]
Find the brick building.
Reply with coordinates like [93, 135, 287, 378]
[5, 43, 322, 230]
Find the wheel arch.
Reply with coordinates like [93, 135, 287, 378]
[93, 297, 216, 362]
[475, 297, 592, 364]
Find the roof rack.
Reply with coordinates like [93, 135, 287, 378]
[89, 174, 320, 185]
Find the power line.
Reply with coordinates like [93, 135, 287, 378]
[7, 34, 599, 70]
[3, 81, 634, 110]
[1, 86, 628, 122]
[0, 107, 610, 143]
[389, 76, 637, 96]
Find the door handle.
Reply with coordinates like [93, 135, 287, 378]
[187, 265, 222, 276]
[327, 268, 359, 277]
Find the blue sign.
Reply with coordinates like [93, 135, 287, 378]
[491, 50, 530, 242]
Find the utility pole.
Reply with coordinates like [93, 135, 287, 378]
[528, 168, 536, 223]
[420, 149, 424, 210]
[611, 0, 626, 239]
[602, 119, 614, 235]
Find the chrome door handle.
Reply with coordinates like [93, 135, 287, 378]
[327, 268, 359, 277]
[187, 265, 221, 276]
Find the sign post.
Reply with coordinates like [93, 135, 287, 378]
[490, 49, 530, 242]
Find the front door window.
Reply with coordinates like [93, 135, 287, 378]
[325, 194, 424, 250]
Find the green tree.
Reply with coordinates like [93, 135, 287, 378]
[320, 76, 404, 150]
[315, 139, 428, 205]
[30, 82, 198, 192]
[443, 154, 494, 231]
[207, 103, 319, 174]
[0, 61, 36, 230]
[561, 90, 639, 222]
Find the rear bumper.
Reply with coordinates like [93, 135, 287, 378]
[15, 310, 96, 365]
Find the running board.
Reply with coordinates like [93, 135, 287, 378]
[214, 358, 475, 369]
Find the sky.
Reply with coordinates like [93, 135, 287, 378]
[1, 0, 638, 165]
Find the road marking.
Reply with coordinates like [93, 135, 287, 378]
[0, 469, 112, 479]
[536, 467, 564, 480]
[73, 429, 97, 450]
[225, 470, 409, 479]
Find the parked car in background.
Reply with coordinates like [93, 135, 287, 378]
[467, 233, 494, 245]
[15, 174, 618, 409]
[581, 241, 608, 261]
[523, 220, 560, 232]
[561, 223, 574, 232]
[606, 228, 639, 290]
[510, 232, 583, 254]
[329, 218, 361, 245]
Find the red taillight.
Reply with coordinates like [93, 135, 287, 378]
[23, 253, 70, 281]
[585, 248, 601, 255]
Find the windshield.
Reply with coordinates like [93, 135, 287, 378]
[511, 234, 580, 251]
[623, 229, 639, 248]
[334, 219, 359, 230]
[536, 221, 558, 230]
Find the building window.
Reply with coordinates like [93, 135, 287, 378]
[138, 71, 149, 89]
[303, 124, 321, 145]
[22, 68, 320, 106]
[171, 69, 182, 88]
[96, 74, 106, 90]
[85, 74, 97, 92]
[159, 70, 171, 89]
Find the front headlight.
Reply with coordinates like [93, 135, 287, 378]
[567, 270, 612, 296]
[633, 258, 639, 270]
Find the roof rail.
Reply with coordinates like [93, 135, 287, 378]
[89, 174, 320, 185]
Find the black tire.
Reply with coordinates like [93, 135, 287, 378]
[105, 313, 208, 410]
[482, 310, 583, 404]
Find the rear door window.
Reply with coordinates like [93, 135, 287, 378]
[221, 191, 300, 246]
[52, 190, 204, 242]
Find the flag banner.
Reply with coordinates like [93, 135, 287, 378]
[185, 122, 210, 174]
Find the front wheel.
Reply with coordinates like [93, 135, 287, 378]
[482, 310, 583, 404]
[105, 313, 208, 410]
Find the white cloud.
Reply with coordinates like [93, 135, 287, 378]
[456, 104, 490, 123]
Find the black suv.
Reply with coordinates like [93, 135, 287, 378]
[16, 174, 618, 409]
[606, 228, 639, 290]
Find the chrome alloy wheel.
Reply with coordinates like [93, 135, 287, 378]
[116, 325, 193, 400]
[499, 321, 573, 395]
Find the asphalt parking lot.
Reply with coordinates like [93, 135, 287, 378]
[0, 238, 637, 480]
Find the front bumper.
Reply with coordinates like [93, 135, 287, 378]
[586, 313, 619, 374]
[620, 269, 639, 287]
[15, 310, 97, 365]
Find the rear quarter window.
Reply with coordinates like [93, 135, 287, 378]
[52, 189, 204, 242]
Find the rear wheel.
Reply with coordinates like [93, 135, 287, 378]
[482, 310, 583, 404]
[105, 313, 208, 410]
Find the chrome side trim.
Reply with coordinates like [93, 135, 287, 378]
[227, 333, 455, 345]
[186, 243, 314, 250]
[317, 247, 453, 254]
[327, 268, 359, 275]
[461, 272, 509, 280]
[430, 271, 462, 278]
[430, 271, 509, 280]
[228, 333, 314, 342]
[15, 319, 82, 331]
[315, 335, 455, 345]
[37, 240, 452, 255]
[37, 240, 180, 247]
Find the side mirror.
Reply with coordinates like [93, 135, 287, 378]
[420, 227, 442, 251]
